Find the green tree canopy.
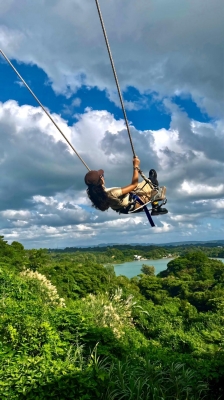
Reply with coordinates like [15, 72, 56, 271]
[141, 264, 155, 276]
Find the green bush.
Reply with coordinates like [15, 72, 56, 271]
[1, 243, 224, 399]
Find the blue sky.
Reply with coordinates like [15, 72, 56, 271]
[1, 59, 211, 130]
[0, 0, 223, 248]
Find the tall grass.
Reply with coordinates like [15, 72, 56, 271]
[102, 358, 208, 400]
[80, 345, 209, 400]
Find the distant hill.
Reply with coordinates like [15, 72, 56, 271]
[157, 240, 224, 247]
[49, 239, 224, 252]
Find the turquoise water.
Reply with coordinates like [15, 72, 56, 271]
[114, 258, 174, 278]
[114, 257, 224, 279]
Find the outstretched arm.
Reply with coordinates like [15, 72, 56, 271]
[121, 157, 140, 195]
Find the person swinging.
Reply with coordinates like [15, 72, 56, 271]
[84, 157, 168, 216]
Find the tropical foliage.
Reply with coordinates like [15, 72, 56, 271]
[0, 236, 224, 399]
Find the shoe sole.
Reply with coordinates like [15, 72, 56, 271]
[151, 210, 168, 216]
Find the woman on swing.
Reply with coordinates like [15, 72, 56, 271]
[84, 157, 168, 215]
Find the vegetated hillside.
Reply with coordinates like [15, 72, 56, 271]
[0, 235, 224, 399]
[52, 242, 224, 260]
[47, 242, 224, 276]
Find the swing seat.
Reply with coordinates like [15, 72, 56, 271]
[116, 181, 167, 228]
[129, 197, 167, 213]
[128, 194, 167, 227]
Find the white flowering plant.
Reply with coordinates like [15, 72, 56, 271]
[20, 269, 66, 307]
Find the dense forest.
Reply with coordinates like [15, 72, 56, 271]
[53, 242, 224, 262]
[0, 236, 224, 399]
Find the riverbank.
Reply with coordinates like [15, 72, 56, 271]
[114, 257, 224, 279]
[114, 258, 174, 278]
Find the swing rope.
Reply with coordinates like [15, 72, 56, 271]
[95, 0, 137, 158]
[0, 49, 91, 171]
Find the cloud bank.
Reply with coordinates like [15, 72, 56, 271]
[0, 0, 223, 247]
[0, 98, 223, 247]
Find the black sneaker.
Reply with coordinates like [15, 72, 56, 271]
[151, 206, 168, 216]
[149, 169, 159, 187]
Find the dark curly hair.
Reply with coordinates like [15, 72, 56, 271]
[87, 184, 110, 211]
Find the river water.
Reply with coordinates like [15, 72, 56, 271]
[114, 257, 224, 279]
